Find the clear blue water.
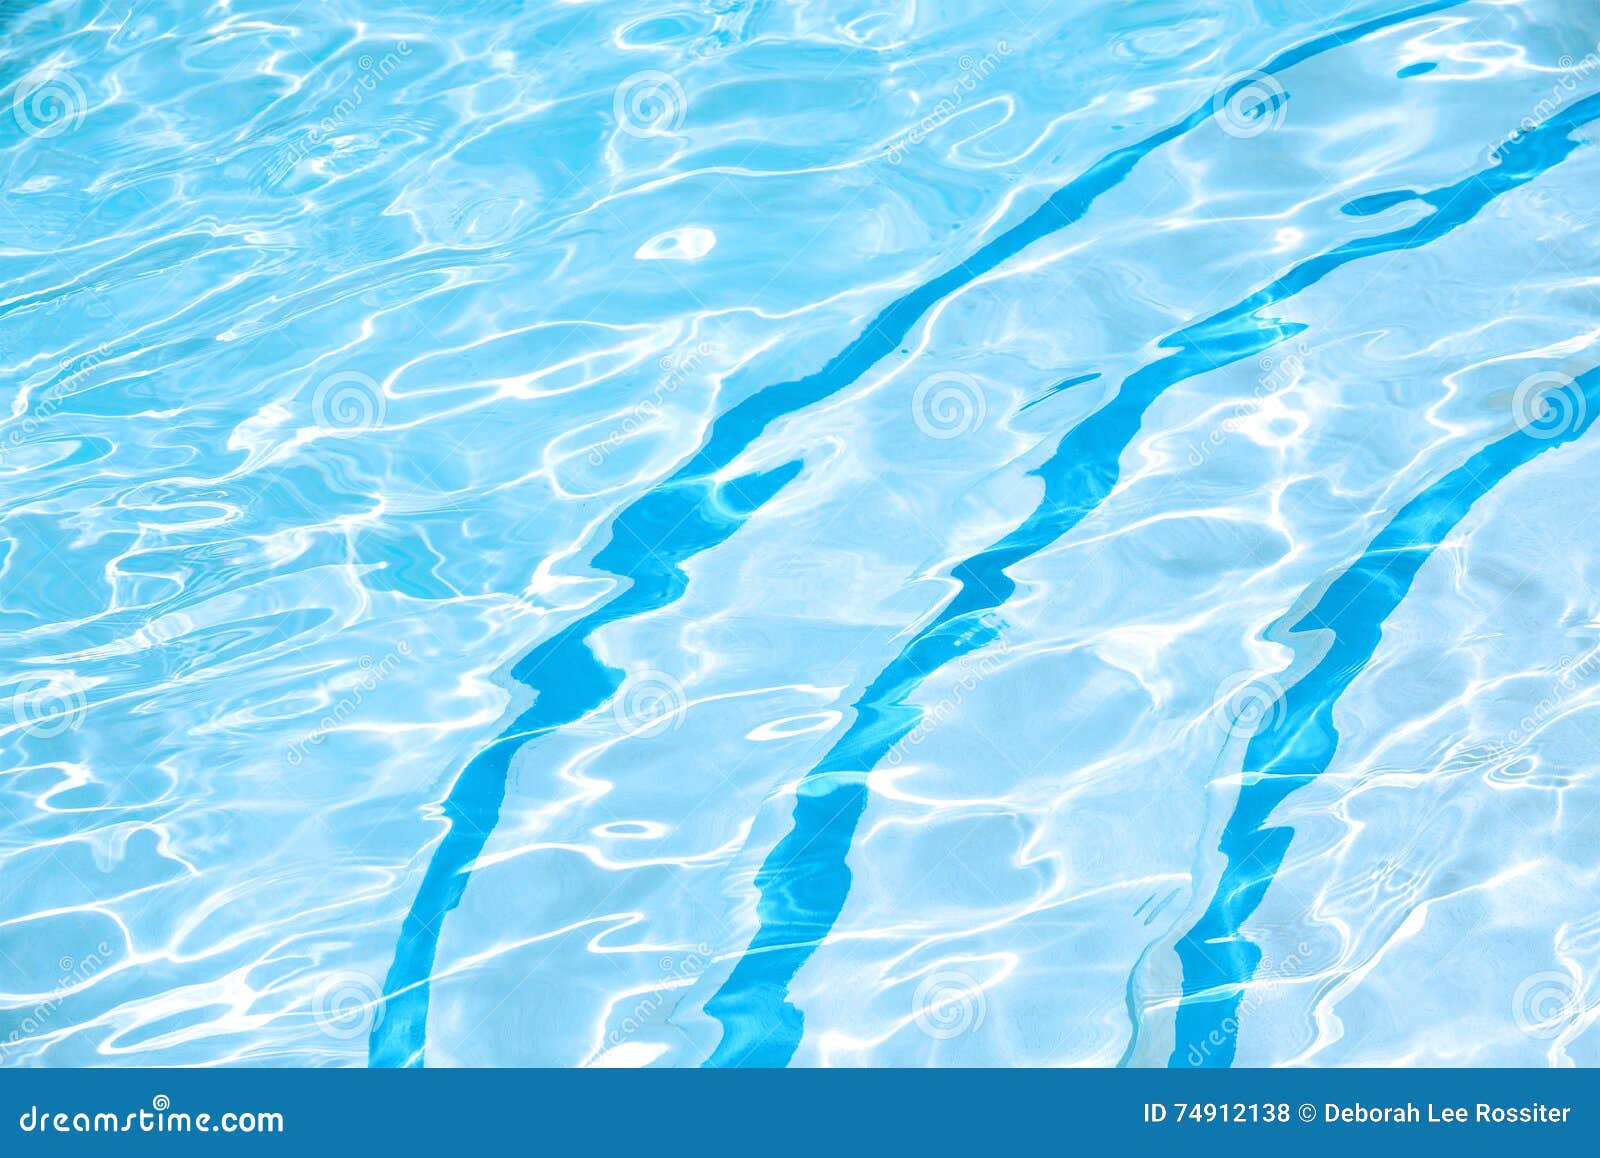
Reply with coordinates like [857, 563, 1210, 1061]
[5, 0, 1600, 1068]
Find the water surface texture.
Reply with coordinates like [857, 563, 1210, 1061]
[5, 0, 1600, 1067]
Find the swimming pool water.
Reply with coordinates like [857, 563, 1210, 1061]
[4, 0, 1600, 1068]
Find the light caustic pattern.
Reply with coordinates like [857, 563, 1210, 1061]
[4, 0, 1600, 1068]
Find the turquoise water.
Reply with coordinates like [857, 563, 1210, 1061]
[5, 0, 1600, 1068]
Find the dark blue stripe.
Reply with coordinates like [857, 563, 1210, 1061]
[1170, 367, 1600, 1068]
[702, 5, 1557, 1069]
[367, 24, 1212, 1073]
[372, 0, 1470, 1067]
[1167, 105, 1600, 1070]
